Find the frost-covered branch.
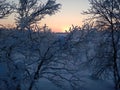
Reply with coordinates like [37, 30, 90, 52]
[0, 0, 13, 18]
[16, 0, 61, 30]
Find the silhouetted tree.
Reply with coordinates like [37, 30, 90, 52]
[84, 0, 120, 89]
[15, 0, 61, 30]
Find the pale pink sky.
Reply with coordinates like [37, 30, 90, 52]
[41, 0, 90, 32]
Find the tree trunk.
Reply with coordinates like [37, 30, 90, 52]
[28, 59, 44, 90]
[111, 23, 120, 90]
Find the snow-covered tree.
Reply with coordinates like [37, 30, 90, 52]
[0, 27, 82, 90]
[84, 0, 120, 89]
[15, 0, 61, 30]
[0, 0, 13, 18]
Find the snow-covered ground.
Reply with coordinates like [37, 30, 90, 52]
[34, 77, 114, 90]
[36, 78, 62, 90]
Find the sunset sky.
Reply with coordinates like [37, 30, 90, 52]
[42, 0, 90, 32]
[0, 0, 90, 32]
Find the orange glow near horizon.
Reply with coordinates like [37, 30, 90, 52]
[62, 26, 71, 32]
